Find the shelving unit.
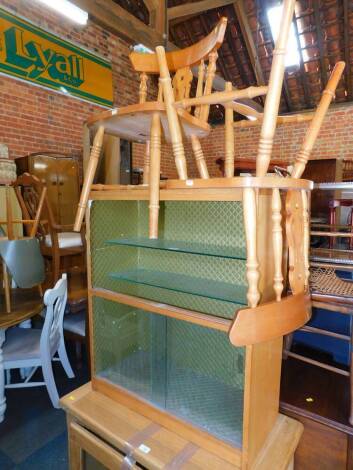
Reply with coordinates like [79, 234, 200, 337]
[73, 181, 311, 469]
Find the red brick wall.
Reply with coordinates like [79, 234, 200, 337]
[134, 102, 353, 179]
[1, 1, 352, 180]
[0, 0, 140, 161]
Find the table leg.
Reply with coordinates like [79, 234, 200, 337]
[0, 329, 6, 423]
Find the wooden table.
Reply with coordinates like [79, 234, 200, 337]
[0, 288, 43, 423]
[62, 383, 303, 469]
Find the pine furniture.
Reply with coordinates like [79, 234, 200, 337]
[66, 1, 345, 467]
[62, 383, 303, 470]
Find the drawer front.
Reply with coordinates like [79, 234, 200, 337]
[69, 421, 141, 470]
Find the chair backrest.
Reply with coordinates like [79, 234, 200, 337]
[0, 237, 45, 288]
[13, 172, 53, 239]
[41, 273, 67, 359]
[130, 16, 227, 124]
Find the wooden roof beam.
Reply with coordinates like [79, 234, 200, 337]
[343, 0, 352, 100]
[168, 0, 235, 21]
[72, 0, 165, 48]
[233, 0, 265, 86]
[313, 1, 328, 88]
[292, 13, 312, 108]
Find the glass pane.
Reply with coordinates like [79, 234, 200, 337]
[109, 269, 247, 305]
[93, 297, 245, 448]
[90, 200, 247, 319]
[106, 237, 247, 260]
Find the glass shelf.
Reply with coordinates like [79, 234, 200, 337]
[106, 237, 246, 260]
[109, 269, 248, 305]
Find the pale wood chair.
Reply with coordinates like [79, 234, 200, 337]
[14, 173, 86, 284]
[74, 17, 268, 236]
[4, 273, 74, 408]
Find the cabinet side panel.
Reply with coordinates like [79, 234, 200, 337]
[242, 337, 282, 469]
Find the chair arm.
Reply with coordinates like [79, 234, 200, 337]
[229, 293, 311, 346]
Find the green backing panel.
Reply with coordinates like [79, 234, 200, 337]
[90, 200, 247, 319]
[93, 297, 245, 447]
[90, 200, 248, 448]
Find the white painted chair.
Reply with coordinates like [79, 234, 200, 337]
[3, 274, 74, 408]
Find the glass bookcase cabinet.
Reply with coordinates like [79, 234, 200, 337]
[87, 186, 311, 469]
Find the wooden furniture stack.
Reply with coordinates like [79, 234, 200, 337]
[61, 1, 344, 467]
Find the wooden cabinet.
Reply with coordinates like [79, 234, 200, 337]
[15, 153, 80, 225]
[69, 177, 312, 468]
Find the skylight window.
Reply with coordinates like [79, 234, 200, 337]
[133, 44, 153, 54]
[34, 0, 88, 25]
[267, 5, 300, 67]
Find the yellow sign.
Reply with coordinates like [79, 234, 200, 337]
[0, 7, 113, 107]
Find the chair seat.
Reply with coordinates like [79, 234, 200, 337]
[44, 232, 83, 249]
[87, 102, 210, 143]
[64, 312, 85, 337]
[3, 327, 41, 363]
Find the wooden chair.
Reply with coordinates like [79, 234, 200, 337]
[328, 199, 353, 249]
[0, 184, 46, 313]
[4, 273, 74, 408]
[74, 17, 269, 236]
[14, 173, 86, 284]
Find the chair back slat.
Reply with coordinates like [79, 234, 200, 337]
[41, 274, 67, 359]
[129, 17, 227, 74]
[139, 72, 148, 104]
[198, 51, 218, 123]
[172, 67, 193, 108]
[194, 60, 205, 118]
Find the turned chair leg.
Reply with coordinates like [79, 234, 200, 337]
[191, 135, 209, 179]
[156, 46, 188, 180]
[148, 113, 162, 239]
[74, 126, 105, 232]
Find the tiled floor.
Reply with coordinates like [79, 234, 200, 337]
[0, 342, 88, 469]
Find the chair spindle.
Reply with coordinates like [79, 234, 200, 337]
[243, 187, 260, 308]
[302, 190, 310, 289]
[272, 188, 283, 301]
[5, 187, 14, 240]
[143, 140, 150, 185]
[139, 72, 150, 185]
[225, 81, 235, 178]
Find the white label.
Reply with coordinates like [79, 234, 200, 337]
[138, 444, 151, 454]
[186, 179, 194, 186]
